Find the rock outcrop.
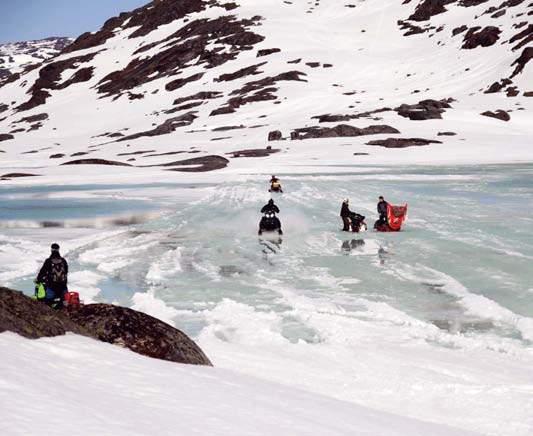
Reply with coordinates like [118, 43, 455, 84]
[291, 124, 399, 140]
[0, 287, 211, 366]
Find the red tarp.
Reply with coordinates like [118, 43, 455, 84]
[386, 204, 408, 231]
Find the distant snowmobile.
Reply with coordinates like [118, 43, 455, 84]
[374, 204, 408, 232]
[269, 176, 283, 193]
[258, 212, 283, 236]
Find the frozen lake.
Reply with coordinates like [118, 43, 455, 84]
[1, 164, 532, 435]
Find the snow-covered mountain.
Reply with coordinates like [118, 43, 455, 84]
[0, 37, 72, 81]
[0, 0, 531, 179]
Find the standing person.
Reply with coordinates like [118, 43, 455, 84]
[340, 199, 352, 231]
[377, 196, 389, 226]
[36, 243, 68, 309]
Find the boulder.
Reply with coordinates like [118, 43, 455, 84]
[0, 287, 211, 366]
[268, 130, 282, 141]
[66, 304, 211, 366]
[366, 138, 442, 148]
[395, 98, 453, 120]
[481, 110, 510, 121]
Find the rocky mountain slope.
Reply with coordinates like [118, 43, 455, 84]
[0, 37, 72, 82]
[0, 0, 531, 178]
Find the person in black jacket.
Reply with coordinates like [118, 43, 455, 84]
[36, 243, 68, 309]
[261, 199, 280, 214]
[340, 199, 352, 231]
[377, 196, 389, 226]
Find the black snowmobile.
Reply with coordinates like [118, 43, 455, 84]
[258, 212, 283, 236]
[349, 212, 367, 233]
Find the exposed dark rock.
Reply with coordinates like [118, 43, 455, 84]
[210, 106, 236, 116]
[165, 73, 204, 91]
[61, 159, 133, 167]
[212, 125, 245, 131]
[18, 53, 98, 111]
[0, 134, 14, 142]
[398, 20, 429, 36]
[49, 153, 65, 159]
[14, 113, 49, 124]
[70, 152, 90, 157]
[510, 47, 533, 77]
[509, 24, 533, 51]
[117, 150, 156, 156]
[452, 25, 468, 36]
[145, 151, 187, 158]
[484, 78, 512, 93]
[149, 155, 229, 172]
[481, 109, 511, 121]
[524, 91, 533, 97]
[0, 287, 211, 365]
[0, 287, 87, 338]
[0, 104, 8, 114]
[66, 304, 211, 365]
[506, 86, 519, 97]
[1, 173, 39, 178]
[116, 113, 198, 141]
[366, 138, 442, 148]
[408, 0, 455, 21]
[222, 71, 306, 111]
[173, 91, 222, 105]
[227, 148, 280, 157]
[257, 48, 281, 57]
[215, 63, 266, 82]
[312, 108, 392, 123]
[395, 98, 453, 120]
[437, 131, 457, 136]
[291, 124, 400, 140]
[98, 14, 264, 97]
[462, 26, 501, 49]
[268, 130, 283, 141]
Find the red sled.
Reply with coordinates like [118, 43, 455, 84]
[375, 204, 408, 232]
[64, 291, 81, 308]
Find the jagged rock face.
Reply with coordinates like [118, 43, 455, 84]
[0, 287, 211, 366]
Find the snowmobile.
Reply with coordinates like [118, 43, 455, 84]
[258, 212, 283, 236]
[349, 212, 367, 233]
[374, 204, 408, 232]
[269, 177, 283, 193]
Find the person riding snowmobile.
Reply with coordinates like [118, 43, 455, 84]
[36, 243, 68, 309]
[269, 175, 283, 193]
[259, 213, 283, 235]
[376, 196, 389, 226]
[261, 199, 280, 214]
[340, 199, 352, 231]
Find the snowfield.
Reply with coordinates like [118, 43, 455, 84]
[0, 332, 478, 436]
[0, 0, 532, 435]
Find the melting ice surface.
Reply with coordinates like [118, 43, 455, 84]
[1, 165, 533, 435]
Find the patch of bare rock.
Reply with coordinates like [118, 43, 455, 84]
[481, 109, 511, 121]
[148, 155, 229, 172]
[227, 148, 280, 158]
[366, 138, 442, 148]
[291, 124, 400, 140]
[0, 287, 211, 365]
[61, 159, 133, 167]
